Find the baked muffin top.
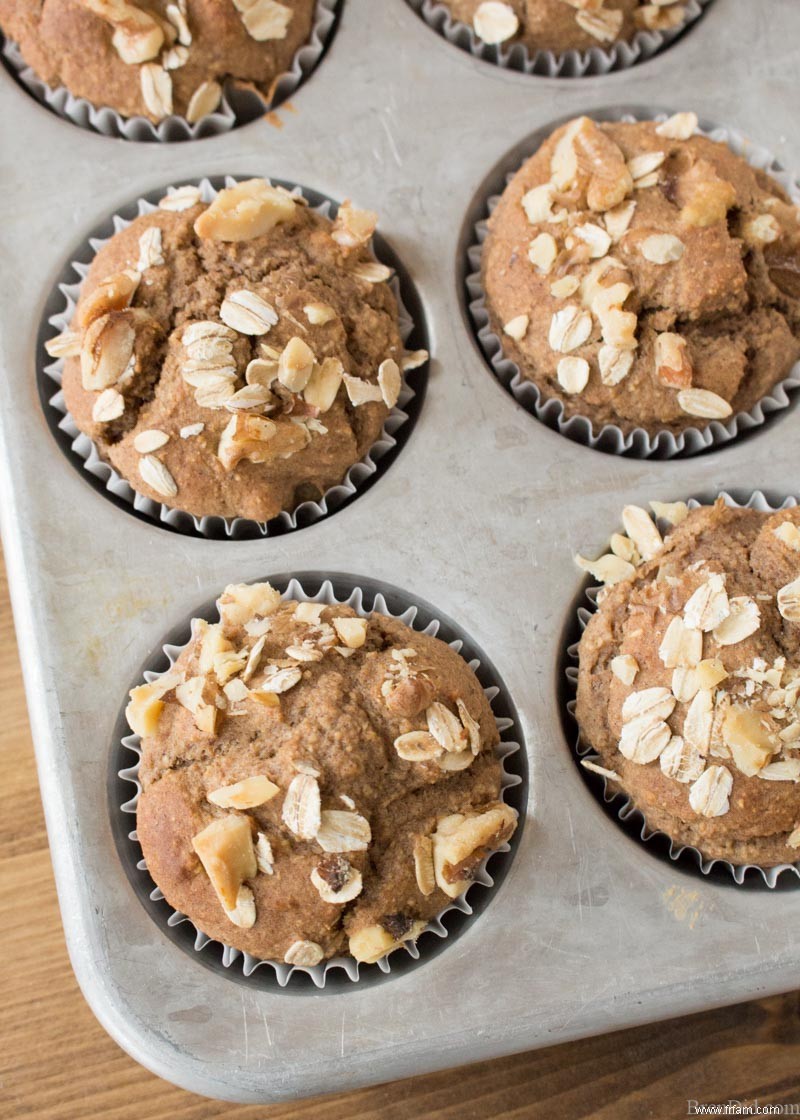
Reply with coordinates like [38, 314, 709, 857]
[576, 500, 800, 867]
[128, 583, 518, 964]
[0, 0, 316, 123]
[482, 115, 800, 436]
[447, 0, 691, 54]
[49, 180, 424, 523]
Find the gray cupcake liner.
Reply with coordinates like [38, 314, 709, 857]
[1, 0, 336, 141]
[409, 0, 713, 77]
[117, 576, 524, 988]
[41, 175, 424, 540]
[566, 490, 800, 887]
[467, 110, 800, 458]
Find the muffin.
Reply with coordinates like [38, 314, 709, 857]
[482, 114, 800, 437]
[126, 583, 518, 965]
[0, 0, 316, 123]
[447, 1, 693, 53]
[46, 180, 422, 523]
[576, 499, 800, 866]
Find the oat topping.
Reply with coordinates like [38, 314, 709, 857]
[472, 1, 519, 44]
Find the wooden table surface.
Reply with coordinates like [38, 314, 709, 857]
[2, 545, 800, 1120]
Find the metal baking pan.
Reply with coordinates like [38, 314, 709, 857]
[1, 0, 799, 1104]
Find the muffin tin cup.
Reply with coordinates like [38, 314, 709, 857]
[566, 490, 800, 887]
[40, 175, 428, 540]
[408, 0, 713, 78]
[466, 109, 800, 459]
[115, 575, 525, 990]
[1, 0, 337, 142]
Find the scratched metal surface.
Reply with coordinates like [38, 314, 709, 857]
[0, 0, 799, 1104]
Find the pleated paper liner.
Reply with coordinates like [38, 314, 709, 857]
[37, 175, 430, 541]
[407, 0, 713, 78]
[110, 574, 527, 991]
[0, 0, 338, 142]
[464, 108, 800, 458]
[562, 490, 800, 888]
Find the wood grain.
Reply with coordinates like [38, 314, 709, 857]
[1, 542, 799, 1120]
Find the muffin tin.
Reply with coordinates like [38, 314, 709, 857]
[1, 0, 800, 1106]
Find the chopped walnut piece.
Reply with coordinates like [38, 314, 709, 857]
[78, 270, 140, 331]
[611, 654, 639, 685]
[331, 201, 378, 250]
[655, 112, 698, 141]
[573, 118, 634, 213]
[654, 332, 693, 389]
[233, 0, 293, 41]
[348, 922, 424, 964]
[217, 414, 278, 471]
[574, 552, 635, 585]
[432, 804, 517, 899]
[125, 677, 174, 736]
[504, 314, 529, 341]
[194, 179, 296, 242]
[176, 676, 218, 735]
[207, 775, 280, 809]
[217, 581, 282, 627]
[774, 522, 800, 552]
[679, 169, 737, 228]
[191, 814, 257, 912]
[722, 707, 776, 777]
[333, 617, 367, 649]
[384, 675, 435, 718]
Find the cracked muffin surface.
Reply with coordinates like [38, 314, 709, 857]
[483, 114, 800, 436]
[576, 500, 800, 866]
[445, 0, 693, 55]
[129, 583, 518, 964]
[0, 0, 316, 123]
[51, 180, 418, 522]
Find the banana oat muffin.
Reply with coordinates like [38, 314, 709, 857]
[576, 499, 800, 866]
[448, 1, 693, 53]
[48, 180, 422, 522]
[0, 0, 316, 123]
[483, 113, 800, 436]
[127, 583, 518, 964]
